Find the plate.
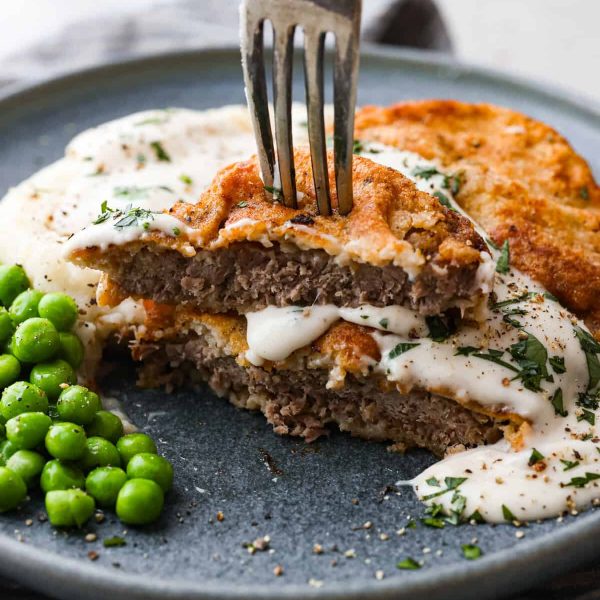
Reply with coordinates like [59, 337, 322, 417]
[0, 46, 600, 600]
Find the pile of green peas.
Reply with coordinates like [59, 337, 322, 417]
[0, 264, 172, 527]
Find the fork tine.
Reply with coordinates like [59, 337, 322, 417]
[303, 30, 331, 216]
[333, 26, 360, 215]
[272, 22, 297, 208]
[240, 6, 275, 189]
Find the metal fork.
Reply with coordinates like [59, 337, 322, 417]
[240, 0, 362, 216]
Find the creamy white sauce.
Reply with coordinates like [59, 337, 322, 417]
[243, 143, 600, 522]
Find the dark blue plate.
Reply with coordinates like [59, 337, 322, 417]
[0, 46, 599, 600]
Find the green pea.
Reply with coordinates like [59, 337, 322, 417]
[6, 412, 52, 449]
[117, 433, 157, 466]
[12, 318, 60, 363]
[29, 359, 76, 402]
[0, 466, 27, 511]
[9, 289, 43, 325]
[86, 411, 123, 444]
[45, 489, 95, 527]
[41, 459, 85, 492]
[7, 449, 45, 488]
[126, 453, 173, 492]
[0, 265, 30, 307]
[0, 381, 48, 420]
[45, 422, 87, 461]
[0, 440, 18, 465]
[116, 478, 164, 525]
[80, 437, 120, 472]
[38, 293, 78, 332]
[58, 332, 84, 369]
[85, 466, 127, 508]
[0, 308, 14, 344]
[0, 354, 20, 389]
[57, 385, 100, 425]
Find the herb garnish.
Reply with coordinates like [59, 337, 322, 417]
[560, 459, 580, 471]
[549, 356, 566, 374]
[580, 186, 590, 200]
[551, 388, 567, 417]
[113, 185, 173, 201]
[471, 349, 519, 373]
[179, 174, 193, 185]
[103, 536, 126, 547]
[433, 191, 455, 211]
[264, 185, 283, 201]
[150, 141, 171, 162]
[413, 166, 442, 179]
[379, 318, 389, 330]
[237, 201, 249, 208]
[574, 326, 600, 391]
[93, 200, 116, 224]
[113, 206, 156, 230]
[426, 477, 440, 487]
[528, 448, 544, 466]
[508, 332, 549, 392]
[449, 172, 462, 195]
[563, 472, 600, 488]
[421, 517, 445, 529]
[455, 346, 480, 356]
[422, 476, 468, 501]
[426, 314, 456, 342]
[469, 510, 485, 524]
[462, 544, 482, 560]
[577, 409, 596, 426]
[352, 139, 364, 154]
[502, 505, 517, 522]
[496, 240, 510, 274]
[388, 343, 420, 359]
[397, 557, 421, 570]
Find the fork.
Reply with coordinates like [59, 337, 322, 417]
[240, 0, 362, 216]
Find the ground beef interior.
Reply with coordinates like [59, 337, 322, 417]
[134, 333, 503, 456]
[104, 242, 481, 316]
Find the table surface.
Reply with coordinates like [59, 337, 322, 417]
[0, 2, 598, 598]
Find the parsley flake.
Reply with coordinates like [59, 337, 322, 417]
[528, 448, 544, 466]
[551, 388, 567, 417]
[462, 544, 482, 560]
[560, 459, 580, 471]
[563, 472, 600, 488]
[150, 141, 171, 162]
[388, 343, 420, 359]
[496, 240, 510, 274]
[379, 318, 389, 330]
[502, 505, 517, 522]
[397, 557, 421, 570]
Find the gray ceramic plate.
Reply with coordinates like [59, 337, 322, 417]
[0, 46, 599, 600]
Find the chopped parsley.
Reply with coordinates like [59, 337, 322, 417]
[580, 186, 590, 200]
[508, 332, 549, 392]
[551, 388, 567, 417]
[412, 166, 442, 179]
[426, 477, 441, 487]
[397, 557, 421, 570]
[172, 227, 181, 236]
[471, 349, 519, 373]
[433, 191, 455, 211]
[574, 326, 600, 391]
[93, 200, 116, 224]
[150, 141, 171, 162]
[577, 409, 595, 426]
[422, 476, 467, 501]
[449, 172, 462, 195]
[426, 314, 456, 342]
[563, 472, 600, 488]
[461, 544, 482, 560]
[455, 346, 480, 356]
[179, 174, 193, 185]
[421, 517, 445, 529]
[113, 185, 173, 201]
[528, 448, 544, 466]
[388, 343, 420, 359]
[352, 139, 364, 154]
[92, 202, 158, 231]
[103, 536, 126, 547]
[560, 459, 580, 471]
[469, 510, 485, 524]
[237, 201, 249, 208]
[502, 505, 517, 522]
[379, 318, 389, 330]
[495, 240, 510, 274]
[264, 185, 283, 201]
[549, 356, 566, 374]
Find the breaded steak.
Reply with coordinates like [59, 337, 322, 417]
[68, 148, 491, 316]
[354, 100, 600, 336]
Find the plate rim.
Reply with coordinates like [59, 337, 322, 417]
[0, 44, 599, 600]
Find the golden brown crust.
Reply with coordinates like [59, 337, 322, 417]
[354, 100, 600, 336]
[70, 148, 487, 278]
